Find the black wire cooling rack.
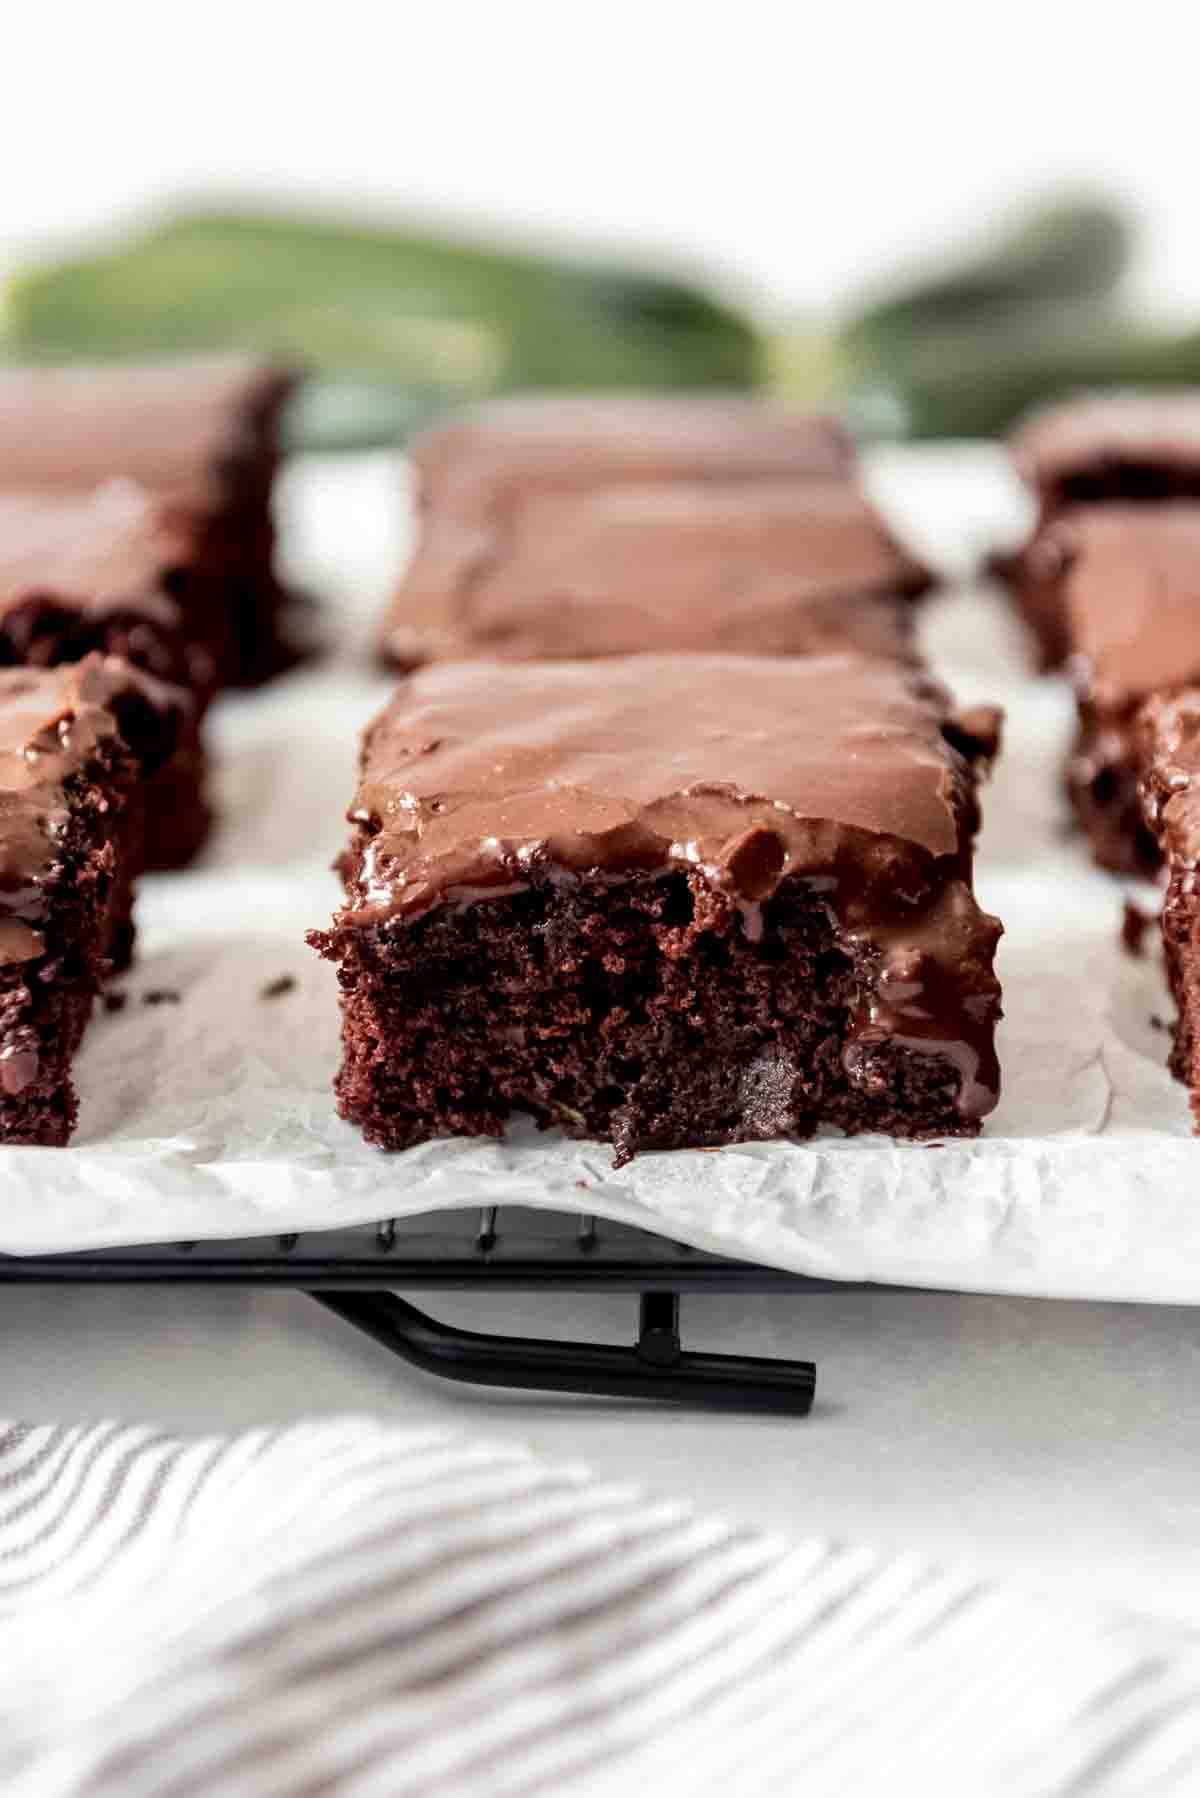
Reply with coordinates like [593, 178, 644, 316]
[0, 1206, 827, 1414]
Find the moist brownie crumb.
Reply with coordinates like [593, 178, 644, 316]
[142, 988, 181, 1006]
[103, 991, 128, 1014]
[1137, 690, 1200, 1126]
[311, 654, 1003, 1162]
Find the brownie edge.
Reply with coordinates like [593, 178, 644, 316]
[0, 655, 183, 1144]
[1137, 691, 1200, 1128]
[312, 654, 1003, 1163]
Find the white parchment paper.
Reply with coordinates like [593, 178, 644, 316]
[1, 444, 1196, 1302]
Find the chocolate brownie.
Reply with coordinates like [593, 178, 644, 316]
[1033, 507, 1200, 874]
[410, 392, 855, 513]
[1004, 392, 1200, 668]
[381, 476, 932, 669]
[0, 485, 219, 868]
[0, 357, 298, 685]
[1014, 391, 1200, 513]
[311, 655, 1003, 1163]
[0, 655, 182, 1144]
[1138, 691, 1200, 1127]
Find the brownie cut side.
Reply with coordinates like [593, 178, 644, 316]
[0, 655, 182, 1143]
[311, 655, 1003, 1163]
[0, 357, 299, 687]
[994, 521, 1080, 674]
[0, 486, 214, 868]
[1137, 691, 1200, 1127]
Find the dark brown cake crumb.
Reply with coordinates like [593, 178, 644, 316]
[259, 974, 296, 1000]
[1122, 900, 1153, 958]
[1136, 690, 1200, 1127]
[103, 991, 128, 1014]
[142, 988, 181, 1006]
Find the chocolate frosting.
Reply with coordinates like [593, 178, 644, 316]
[339, 654, 1002, 1120]
[1014, 391, 1200, 504]
[0, 483, 222, 692]
[382, 476, 931, 669]
[0, 483, 193, 624]
[1047, 505, 1200, 712]
[412, 392, 854, 511]
[0, 655, 182, 967]
[0, 358, 293, 507]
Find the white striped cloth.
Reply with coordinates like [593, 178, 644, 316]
[0, 1418, 1197, 1797]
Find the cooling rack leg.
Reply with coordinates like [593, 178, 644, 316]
[311, 1290, 816, 1415]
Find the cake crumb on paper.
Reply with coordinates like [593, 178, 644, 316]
[1122, 901, 1153, 958]
[260, 974, 297, 1000]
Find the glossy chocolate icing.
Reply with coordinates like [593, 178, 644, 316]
[1050, 506, 1200, 712]
[382, 476, 931, 669]
[340, 654, 1003, 1121]
[0, 475, 199, 616]
[0, 655, 181, 967]
[0, 357, 292, 507]
[412, 392, 854, 511]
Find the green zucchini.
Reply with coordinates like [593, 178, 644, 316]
[842, 195, 1133, 360]
[845, 307, 1200, 439]
[2, 207, 761, 449]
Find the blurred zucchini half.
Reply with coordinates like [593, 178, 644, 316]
[842, 195, 1134, 359]
[1, 208, 762, 449]
[821, 193, 1156, 438]
[849, 310, 1200, 440]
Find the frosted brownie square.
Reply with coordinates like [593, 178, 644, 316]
[312, 654, 1002, 1163]
[381, 475, 931, 670]
[0, 357, 297, 684]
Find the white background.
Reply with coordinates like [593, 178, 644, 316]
[3, 1, 1200, 320]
